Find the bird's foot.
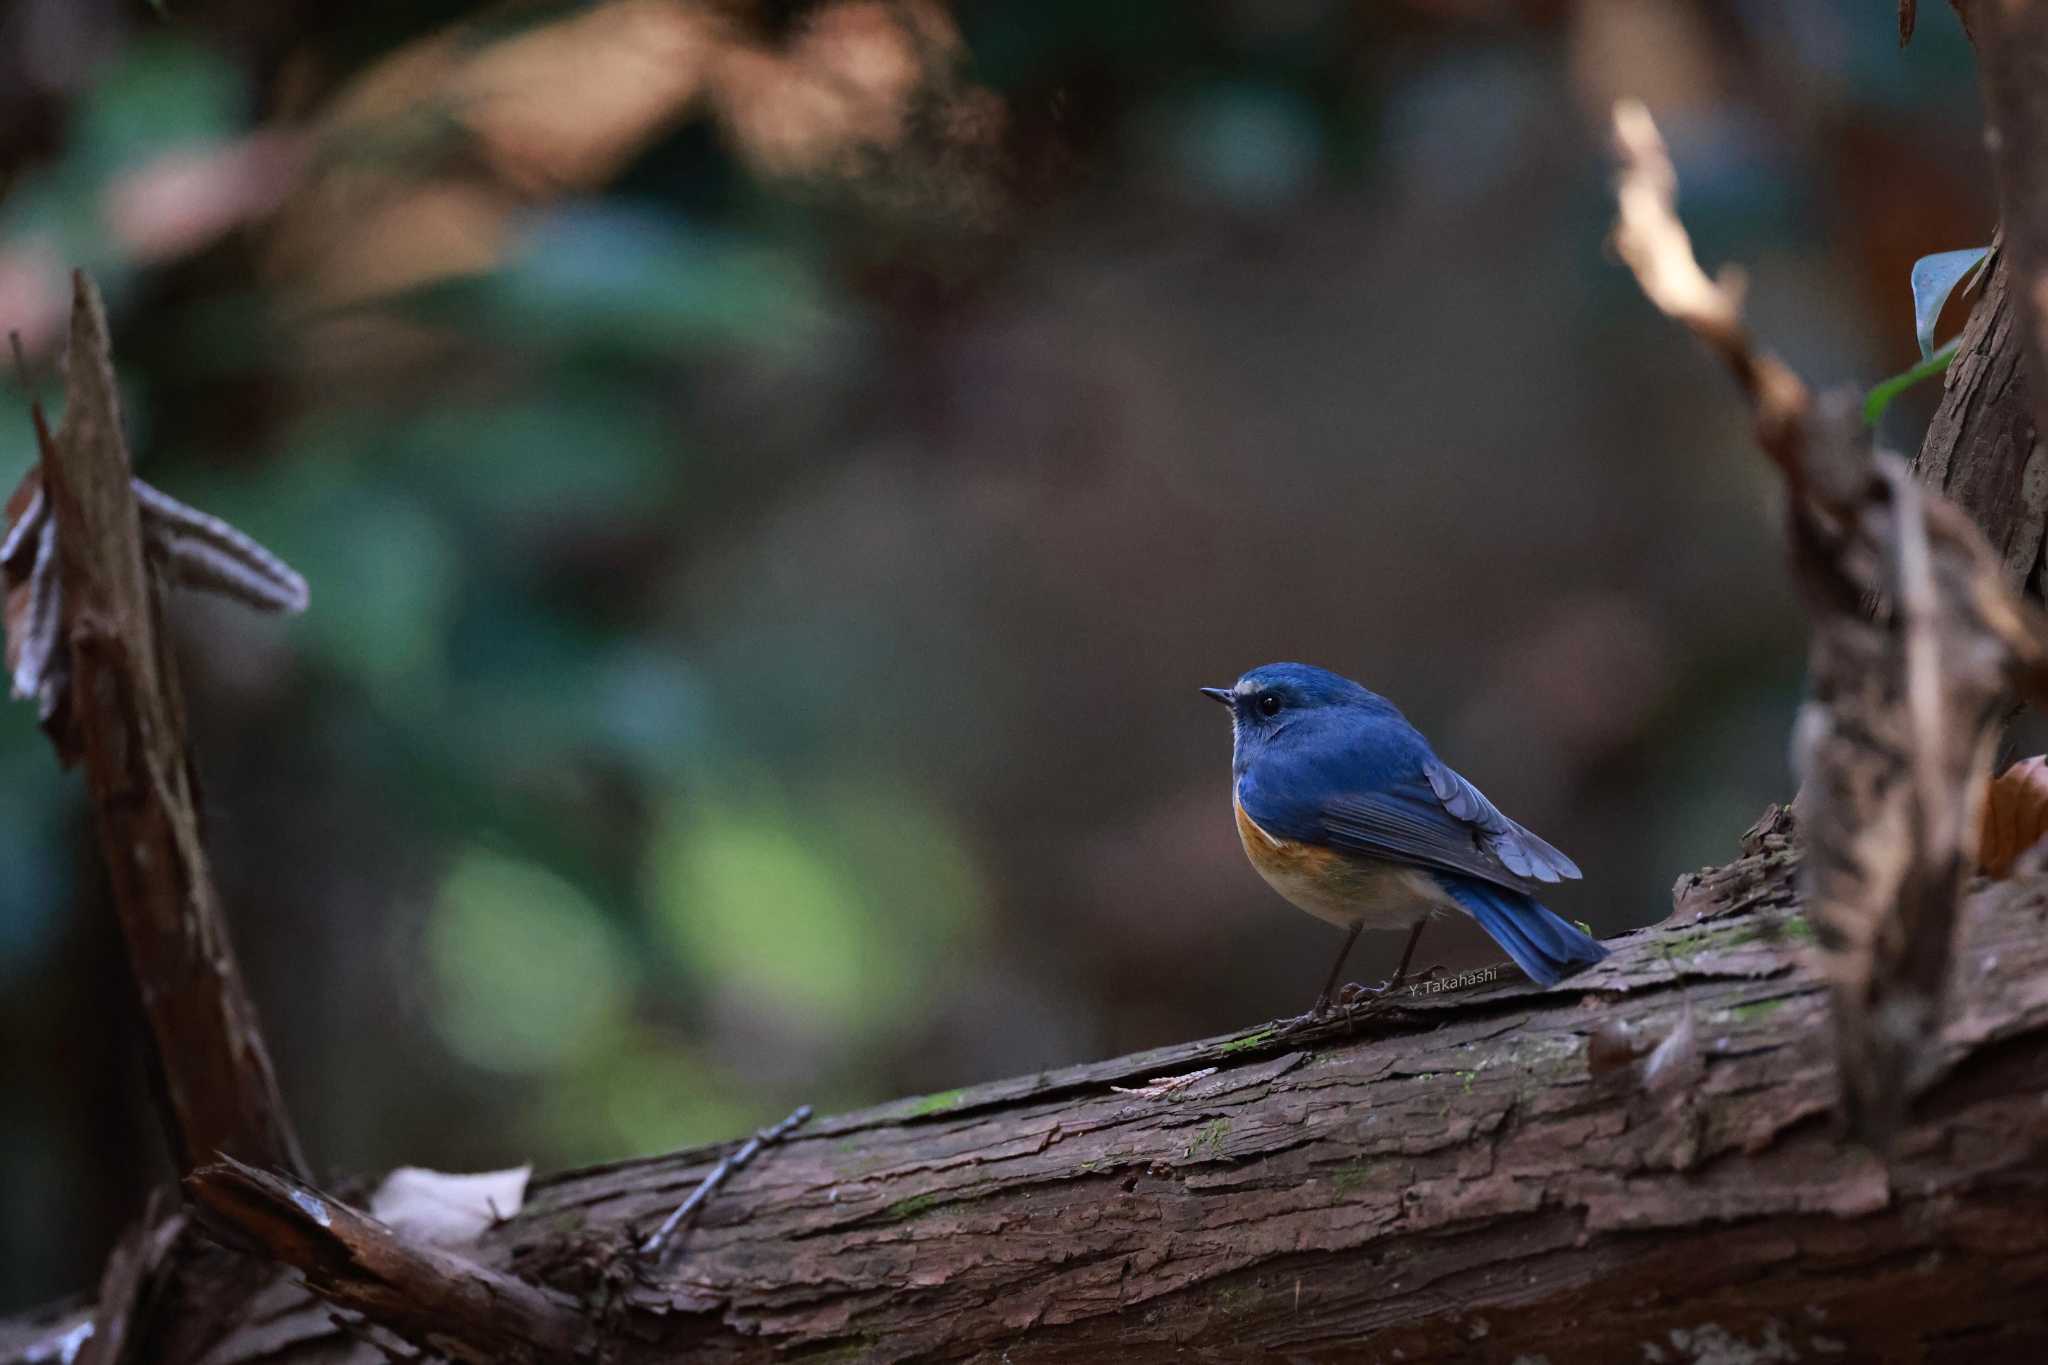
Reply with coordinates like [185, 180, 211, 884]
[1337, 962, 1446, 1005]
[1275, 1005, 1332, 1039]
[1276, 963, 1452, 1038]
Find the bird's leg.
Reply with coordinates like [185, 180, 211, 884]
[1334, 920, 1435, 1008]
[1280, 919, 1431, 1037]
[1276, 922, 1364, 1036]
[1269, 925, 1368, 1039]
[1386, 919, 1428, 993]
[1310, 921, 1364, 1017]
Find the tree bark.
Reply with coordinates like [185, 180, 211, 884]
[1971, 0, 2048, 453]
[1914, 247, 2048, 595]
[11, 813, 2048, 1364]
[1911, 0, 2048, 601]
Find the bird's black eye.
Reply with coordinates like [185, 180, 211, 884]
[1257, 692, 1281, 717]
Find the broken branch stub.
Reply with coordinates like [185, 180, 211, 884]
[11, 272, 308, 1178]
[1610, 102, 2048, 1147]
[185, 1159, 595, 1365]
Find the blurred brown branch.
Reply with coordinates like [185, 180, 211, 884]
[1610, 99, 2048, 1147]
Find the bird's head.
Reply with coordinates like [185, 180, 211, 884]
[1200, 662, 1386, 749]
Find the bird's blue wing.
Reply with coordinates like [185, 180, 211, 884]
[1420, 759, 1580, 883]
[1238, 726, 1578, 893]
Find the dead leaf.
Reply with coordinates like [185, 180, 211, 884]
[267, 0, 997, 313]
[1585, 1018, 1642, 1076]
[1978, 754, 2048, 878]
[369, 1165, 530, 1247]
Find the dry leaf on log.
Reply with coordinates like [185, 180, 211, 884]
[1978, 754, 2048, 877]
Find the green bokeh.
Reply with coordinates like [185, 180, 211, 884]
[425, 847, 634, 1073]
[647, 779, 985, 1037]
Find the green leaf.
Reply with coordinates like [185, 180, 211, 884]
[1865, 337, 1961, 425]
[1910, 246, 1990, 360]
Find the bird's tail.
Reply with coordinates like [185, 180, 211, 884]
[1438, 875, 1607, 987]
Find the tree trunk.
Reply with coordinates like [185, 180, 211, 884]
[11, 813, 2048, 1364]
[1914, 246, 2048, 597]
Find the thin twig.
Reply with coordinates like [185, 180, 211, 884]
[1609, 100, 1819, 502]
[639, 1104, 813, 1261]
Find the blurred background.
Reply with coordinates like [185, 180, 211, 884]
[0, 0, 1996, 1308]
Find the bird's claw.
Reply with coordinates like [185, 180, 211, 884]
[1337, 963, 1447, 1004]
[1275, 964, 1451, 1040]
[1275, 1008, 1329, 1039]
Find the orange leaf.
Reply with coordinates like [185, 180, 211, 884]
[1979, 755, 2048, 877]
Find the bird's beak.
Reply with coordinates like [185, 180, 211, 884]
[1199, 687, 1234, 706]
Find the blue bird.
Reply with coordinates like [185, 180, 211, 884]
[1202, 662, 1606, 1017]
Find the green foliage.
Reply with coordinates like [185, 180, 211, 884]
[413, 207, 837, 363]
[1865, 338, 1960, 426]
[530, 1040, 761, 1162]
[1158, 85, 1323, 209]
[647, 780, 987, 1038]
[0, 37, 241, 282]
[425, 847, 633, 1073]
